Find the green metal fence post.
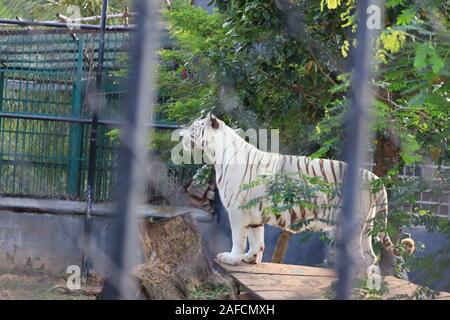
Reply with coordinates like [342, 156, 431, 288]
[68, 38, 84, 197]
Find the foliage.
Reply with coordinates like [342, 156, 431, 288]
[158, 0, 233, 125]
[162, 0, 449, 165]
[314, 0, 449, 167]
[240, 173, 340, 221]
[324, 274, 441, 300]
[187, 280, 233, 300]
[192, 164, 214, 185]
[158, 1, 449, 282]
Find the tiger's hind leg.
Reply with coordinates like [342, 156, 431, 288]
[242, 225, 265, 264]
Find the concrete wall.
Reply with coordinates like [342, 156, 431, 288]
[0, 198, 210, 276]
[408, 227, 450, 292]
[0, 210, 113, 275]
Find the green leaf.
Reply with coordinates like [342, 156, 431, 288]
[399, 133, 423, 165]
[413, 43, 444, 74]
[430, 53, 444, 74]
[396, 7, 416, 26]
[409, 92, 426, 108]
[414, 44, 429, 70]
[310, 145, 330, 159]
[386, 0, 406, 8]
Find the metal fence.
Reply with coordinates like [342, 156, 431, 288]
[0, 28, 129, 200]
[363, 155, 450, 219]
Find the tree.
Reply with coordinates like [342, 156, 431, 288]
[159, 0, 449, 281]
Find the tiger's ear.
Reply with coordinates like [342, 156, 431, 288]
[209, 112, 220, 129]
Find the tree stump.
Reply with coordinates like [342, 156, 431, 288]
[98, 214, 231, 299]
[135, 214, 214, 299]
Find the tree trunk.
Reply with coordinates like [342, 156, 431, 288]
[373, 132, 400, 276]
[373, 132, 400, 177]
[272, 230, 292, 263]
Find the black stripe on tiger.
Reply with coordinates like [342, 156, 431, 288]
[383, 235, 393, 247]
[265, 154, 273, 170]
[297, 158, 308, 183]
[232, 153, 263, 207]
[311, 161, 317, 177]
[227, 192, 234, 207]
[245, 223, 264, 229]
[239, 148, 253, 187]
[277, 217, 286, 228]
[330, 160, 338, 183]
[280, 156, 287, 173]
[319, 159, 329, 183]
[290, 209, 298, 224]
[217, 139, 235, 183]
[219, 140, 244, 183]
[304, 157, 310, 175]
[300, 207, 307, 220]
[248, 153, 263, 186]
[217, 145, 234, 184]
[375, 192, 385, 208]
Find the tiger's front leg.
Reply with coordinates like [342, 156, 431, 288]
[242, 225, 265, 264]
[216, 210, 248, 265]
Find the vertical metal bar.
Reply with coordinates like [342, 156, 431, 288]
[447, 193, 450, 221]
[108, 0, 160, 299]
[335, 0, 383, 299]
[82, 0, 109, 282]
[0, 70, 4, 189]
[68, 38, 84, 196]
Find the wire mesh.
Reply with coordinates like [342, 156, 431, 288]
[0, 28, 130, 200]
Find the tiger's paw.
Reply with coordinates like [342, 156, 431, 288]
[217, 252, 242, 265]
[242, 252, 262, 264]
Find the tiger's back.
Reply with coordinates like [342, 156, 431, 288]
[231, 152, 381, 234]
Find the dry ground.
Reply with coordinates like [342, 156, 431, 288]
[0, 270, 102, 300]
[0, 269, 234, 300]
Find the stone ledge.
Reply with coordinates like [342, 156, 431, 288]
[0, 196, 213, 222]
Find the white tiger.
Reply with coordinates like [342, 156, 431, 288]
[180, 113, 415, 275]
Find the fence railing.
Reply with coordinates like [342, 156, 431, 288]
[363, 156, 450, 219]
[0, 28, 130, 200]
[0, 26, 187, 202]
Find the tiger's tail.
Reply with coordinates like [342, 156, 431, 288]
[375, 188, 415, 257]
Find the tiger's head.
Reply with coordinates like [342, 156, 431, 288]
[180, 113, 223, 163]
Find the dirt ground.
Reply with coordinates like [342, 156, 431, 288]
[0, 269, 234, 300]
[0, 271, 102, 300]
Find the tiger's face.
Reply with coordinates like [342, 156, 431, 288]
[180, 113, 222, 162]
